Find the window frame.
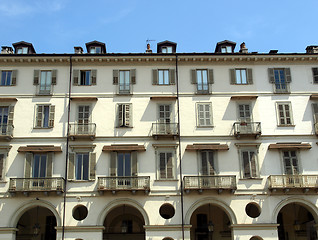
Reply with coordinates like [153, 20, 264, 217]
[80, 70, 91, 86]
[239, 148, 259, 179]
[161, 46, 173, 53]
[89, 46, 101, 54]
[156, 148, 176, 180]
[196, 102, 213, 127]
[276, 102, 294, 126]
[0, 71, 12, 86]
[268, 68, 291, 93]
[312, 68, 318, 84]
[32, 153, 48, 178]
[0, 152, 6, 181]
[281, 150, 300, 175]
[75, 152, 90, 181]
[198, 150, 217, 176]
[34, 104, 55, 128]
[119, 70, 131, 94]
[158, 69, 170, 85]
[17, 47, 28, 54]
[117, 103, 132, 128]
[39, 70, 52, 95]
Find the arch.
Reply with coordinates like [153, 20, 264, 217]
[9, 199, 61, 228]
[185, 197, 237, 224]
[97, 198, 149, 225]
[163, 238, 174, 240]
[271, 197, 318, 223]
[250, 236, 263, 240]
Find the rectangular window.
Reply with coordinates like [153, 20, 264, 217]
[0, 154, 5, 180]
[90, 47, 101, 53]
[241, 150, 258, 178]
[235, 69, 247, 84]
[197, 103, 212, 127]
[32, 154, 47, 178]
[80, 70, 91, 85]
[283, 150, 299, 175]
[109, 151, 137, 178]
[268, 68, 291, 93]
[162, 46, 172, 53]
[221, 46, 232, 53]
[39, 71, 52, 94]
[152, 69, 175, 85]
[197, 70, 208, 93]
[158, 151, 174, 179]
[17, 47, 28, 54]
[75, 153, 89, 180]
[0, 107, 8, 134]
[1, 71, 12, 86]
[277, 102, 293, 126]
[35, 105, 55, 128]
[159, 70, 169, 85]
[312, 68, 318, 84]
[119, 70, 130, 94]
[77, 105, 90, 133]
[117, 103, 132, 127]
[73, 69, 96, 86]
[230, 69, 253, 85]
[200, 151, 215, 175]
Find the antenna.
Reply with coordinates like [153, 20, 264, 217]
[146, 38, 156, 44]
[146, 39, 156, 53]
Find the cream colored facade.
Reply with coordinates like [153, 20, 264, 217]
[0, 41, 318, 240]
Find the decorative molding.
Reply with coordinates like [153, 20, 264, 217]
[17, 145, 62, 152]
[185, 144, 229, 151]
[102, 144, 146, 152]
[268, 143, 311, 150]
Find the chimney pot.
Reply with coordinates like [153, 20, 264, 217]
[239, 42, 248, 53]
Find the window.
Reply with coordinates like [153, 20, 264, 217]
[24, 152, 53, 179]
[113, 69, 136, 94]
[157, 150, 175, 179]
[161, 46, 173, 53]
[196, 103, 212, 127]
[0, 154, 6, 180]
[35, 105, 55, 128]
[221, 46, 232, 53]
[32, 154, 47, 178]
[276, 102, 293, 126]
[68, 151, 96, 181]
[117, 103, 132, 127]
[241, 149, 259, 178]
[0, 70, 16, 86]
[73, 69, 97, 86]
[76, 105, 91, 134]
[191, 69, 214, 94]
[312, 68, 318, 84]
[109, 151, 138, 179]
[17, 47, 28, 54]
[0, 106, 14, 135]
[230, 69, 253, 85]
[152, 69, 176, 85]
[268, 68, 291, 93]
[89, 46, 101, 54]
[312, 103, 318, 133]
[33, 70, 57, 94]
[199, 151, 215, 175]
[282, 150, 299, 174]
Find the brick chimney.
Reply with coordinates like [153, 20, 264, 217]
[74, 46, 83, 54]
[1, 46, 13, 54]
[306, 45, 318, 53]
[239, 42, 248, 53]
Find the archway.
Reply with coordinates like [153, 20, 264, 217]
[103, 204, 145, 240]
[277, 203, 317, 240]
[190, 203, 232, 240]
[16, 206, 57, 240]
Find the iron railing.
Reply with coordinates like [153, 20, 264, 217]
[69, 123, 96, 136]
[183, 175, 237, 190]
[98, 176, 150, 191]
[152, 123, 179, 136]
[37, 85, 52, 95]
[0, 124, 13, 137]
[9, 177, 65, 192]
[268, 175, 318, 189]
[273, 83, 290, 93]
[233, 122, 261, 136]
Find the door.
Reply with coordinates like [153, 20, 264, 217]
[238, 104, 252, 133]
[78, 105, 90, 134]
[158, 104, 171, 134]
[40, 71, 52, 94]
[32, 154, 47, 188]
[0, 107, 8, 135]
[117, 153, 131, 186]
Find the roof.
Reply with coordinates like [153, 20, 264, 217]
[12, 41, 36, 53]
[85, 40, 106, 53]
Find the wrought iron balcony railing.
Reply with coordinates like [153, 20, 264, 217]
[36, 85, 52, 95]
[0, 124, 13, 139]
[183, 175, 237, 192]
[152, 123, 179, 137]
[9, 178, 65, 193]
[233, 122, 261, 138]
[98, 176, 150, 192]
[69, 123, 96, 139]
[274, 83, 290, 94]
[268, 175, 318, 190]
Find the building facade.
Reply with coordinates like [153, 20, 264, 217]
[0, 40, 318, 240]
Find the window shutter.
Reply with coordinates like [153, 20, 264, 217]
[152, 70, 158, 85]
[131, 151, 137, 176]
[191, 69, 197, 84]
[250, 152, 257, 178]
[113, 70, 119, 84]
[169, 69, 176, 84]
[89, 152, 96, 180]
[68, 153, 75, 180]
[48, 105, 55, 128]
[46, 152, 53, 177]
[51, 70, 57, 85]
[33, 70, 40, 85]
[25, 153, 32, 178]
[0, 154, 4, 180]
[130, 69, 136, 84]
[201, 153, 208, 175]
[312, 103, 318, 123]
[230, 69, 236, 84]
[247, 69, 253, 84]
[0, 71, 2, 84]
[91, 69, 97, 85]
[167, 152, 173, 179]
[268, 68, 275, 83]
[117, 104, 123, 127]
[242, 151, 250, 178]
[197, 104, 205, 126]
[110, 152, 116, 176]
[285, 68, 292, 83]
[208, 69, 214, 84]
[208, 152, 215, 175]
[159, 153, 166, 179]
[8, 106, 14, 126]
[125, 104, 131, 127]
[312, 68, 318, 83]
[11, 70, 17, 85]
[36, 105, 43, 127]
[73, 70, 79, 85]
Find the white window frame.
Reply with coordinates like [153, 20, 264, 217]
[39, 70, 52, 94]
[281, 150, 300, 175]
[119, 70, 131, 94]
[239, 148, 259, 179]
[0, 152, 6, 181]
[235, 69, 247, 84]
[161, 46, 173, 53]
[17, 47, 28, 54]
[158, 69, 170, 85]
[75, 152, 90, 181]
[90, 46, 101, 54]
[196, 69, 209, 94]
[198, 150, 217, 175]
[0, 71, 12, 86]
[80, 70, 91, 86]
[156, 148, 176, 180]
[196, 102, 213, 127]
[276, 102, 294, 126]
[35, 104, 55, 128]
[31, 153, 48, 178]
[221, 46, 232, 53]
[117, 103, 132, 127]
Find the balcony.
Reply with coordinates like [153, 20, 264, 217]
[152, 123, 179, 139]
[0, 124, 13, 141]
[233, 122, 261, 139]
[314, 123, 318, 135]
[69, 123, 96, 140]
[97, 176, 150, 194]
[36, 85, 52, 95]
[9, 178, 65, 195]
[183, 175, 237, 193]
[268, 175, 318, 193]
[273, 83, 290, 94]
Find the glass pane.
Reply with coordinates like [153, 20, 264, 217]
[33, 155, 40, 178]
[40, 155, 47, 178]
[125, 153, 131, 176]
[83, 154, 89, 180]
[241, 70, 247, 84]
[43, 106, 49, 127]
[164, 70, 169, 84]
[236, 70, 241, 84]
[158, 70, 164, 85]
[76, 155, 83, 180]
[117, 153, 124, 176]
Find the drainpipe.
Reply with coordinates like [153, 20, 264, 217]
[175, 54, 185, 240]
[62, 55, 72, 240]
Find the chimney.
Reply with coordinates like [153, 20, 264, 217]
[306, 45, 318, 54]
[1, 46, 13, 54]
[74, 46, 83, 54]
[239, 42, 248, 53]
[146, 43, 152, 53]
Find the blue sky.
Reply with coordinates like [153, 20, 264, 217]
[1, 0, 318, 54]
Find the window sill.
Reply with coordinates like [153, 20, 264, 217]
[33, 127, 53, 129]
[196, 125, 214, 128]
[195, 92, 211, 95]
[273, 92, 290, 94]
[155, 179, 178, 182]
[35, 93, 53, 96]
[277, 125, 295, 127]
[117, 93, 133, 96]
[116, 126, 133, 129]
[0, 85, 14, 87]
[231, 83, 250, 85]
[68, 180, 95, 182]
[0, 180, 7, 183]
[239, 178, 263, 181]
